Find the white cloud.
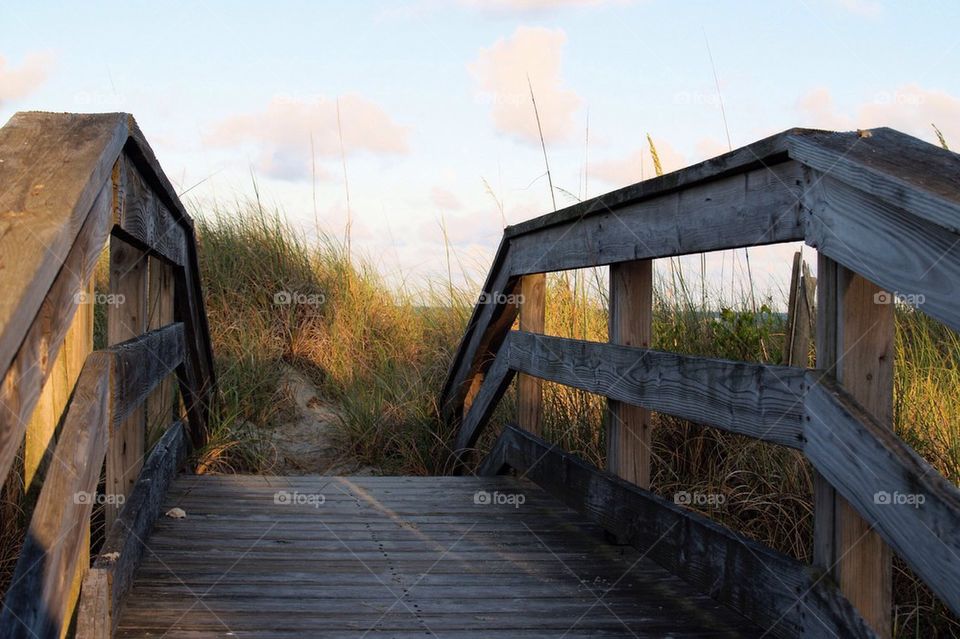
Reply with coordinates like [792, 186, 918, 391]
[469, 27, 582, 145]
[0, 53, 54, 105]
[206, 94, 410, 181]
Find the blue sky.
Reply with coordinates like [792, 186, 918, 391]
[2, 0, 958, 302]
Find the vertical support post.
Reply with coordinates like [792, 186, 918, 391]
[606, 260, 653, 487]
[105, 237, 148, 529]
[784, 252, 816, 367]
[813, 255, 893, 637]
[516, 273, 545, 435]
[146, 257, 176, 445]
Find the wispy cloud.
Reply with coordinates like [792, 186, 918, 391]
[0, 52, 54, 105]
[469, 26, 582, 145]
[206, 94, 410, 181]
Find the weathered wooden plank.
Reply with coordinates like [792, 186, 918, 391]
[0, 180, 112, 484]
[115, 474, 763, 638]
[75, 569, 110, 639]
[23, 277, 94, 490]
[440, 238, 518, 423]
[452, 348, 515, 464]
[508, 162, 806, 275]
[105, 236, 149, 528]
[77, 421, 188, 636]
[805, 173, 960, 335]
[805, 374, 960, 619]
[112, 155, 186, 265]
[606, 259, 652, 486]
[505, 128, 801, 238]
[146, 258, 176, 442]
[0, 112, 127, 387]
[508, 331, 807, 447]
[516, 273, 545, 435]
[483, 425, 876, 638]
[107, 323, 185, 427]
[0, 353, 112, 639]
[788, 127, 960, 234]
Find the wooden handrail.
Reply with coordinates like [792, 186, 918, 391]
[0, 326, 185, 637]
[0, 112, 216, 639]
[447, 127, 960, 637]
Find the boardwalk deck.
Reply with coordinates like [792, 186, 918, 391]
[116, 475, 760, 638]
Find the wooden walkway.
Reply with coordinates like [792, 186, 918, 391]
[116, 476, 759, 638]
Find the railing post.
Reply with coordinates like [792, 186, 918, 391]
[813, 255, 893, 637]
[106, 237, 149, 528]
[146, 257, 176, 443]
[606, 260, 653, 487]
[517, 273, 545, 435]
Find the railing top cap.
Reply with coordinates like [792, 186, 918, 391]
[504, 126, 960, 238]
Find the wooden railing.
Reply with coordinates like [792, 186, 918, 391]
[0, 112, 215, 638]
[442, 127, 960, 638]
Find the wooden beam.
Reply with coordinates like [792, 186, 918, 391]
[452, 349, 516, 465]
[0, 354, 112, 639]
[508, 162, 805, 275]
[108, 323, 185, 427]
[516, 274, 545, 435]
[788, 127, 960, 234]
[606, 259, 653, 486]
[146, 258, 177, 444]
[439, 237, 518, 423]
[806, 174, 960, 335]
[0, 112, 127, 385]
[805, 375, 960, 619]
[808, 267, 895, 637]
[112, 155, 186, 266]
[105, 236, 149, 528]
[507, 331, 807, 448]
[482, 425, 876, 638]
[77, 421, 188, 636]
[23, 278, 94, 491]
[0, 180, 112, 484]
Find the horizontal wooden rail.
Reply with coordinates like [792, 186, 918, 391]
[508, 331, 807, 447]
[77, 421, 189, 636]
[1, 326, 187, 638]
[481, 425, 877, 638]
[0, 354, 112, 638]
[805, 377, 960, 612]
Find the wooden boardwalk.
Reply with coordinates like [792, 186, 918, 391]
[115, 475, 759, 638]
[5, 114, 960, 638]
